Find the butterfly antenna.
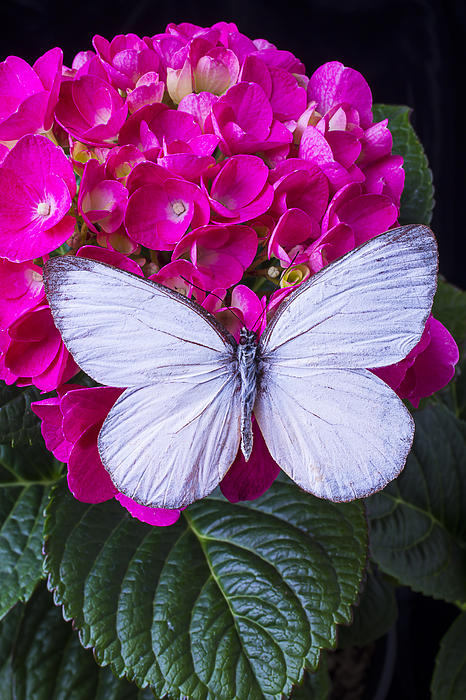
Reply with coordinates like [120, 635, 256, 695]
[250, 251, 302, 333]
[179, 277, 244, 324]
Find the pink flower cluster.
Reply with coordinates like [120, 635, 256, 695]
[0, 22, 458, 525]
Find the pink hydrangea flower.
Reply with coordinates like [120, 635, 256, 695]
[104, 145, 146, 185]
[0, 21, 459, 522]
[205, 154, 274, 223]
[211, 81, 292, 157]
[126, 72, 165, 114]
[373, 316, 459, 408]
[0, 301, 78, 391]
[78, 159, 128, 234]
[119, 103, 218, 179]
[75, 244, 144, 276]
[0, 259, 45, 328]
[268, 208, 319, 265]
[167, 39, 240, 102]
[32, 385, 182, 526]
[125, 176, 209, 250]
[172, 223, 258, 289]
[92, 33, 160, 90]
[0, 135, 76, 262]
[151, 259, 208, 301]
[240, 55, 307, 122]
[269, 158, 329, 220]
[0, 48, 62, 141]
[55, 74, 128, 147]
[321, 182, 398, 246]
[307, 61, 373, 129]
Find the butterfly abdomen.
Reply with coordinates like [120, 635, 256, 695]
[238, 328, 259, 461]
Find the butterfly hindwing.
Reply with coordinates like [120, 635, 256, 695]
[99, 371, 242, 509]
[254, 364, 413, 501]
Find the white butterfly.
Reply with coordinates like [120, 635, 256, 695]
[44, 224, 438, 509]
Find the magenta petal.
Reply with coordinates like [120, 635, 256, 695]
[363, 155, 405, 207]
[68, 424, 117, 503]
[401, 317, 459, 406]
[0, 91, 49, 140]
[76, 245, 143, 276]
[116, 493, 182, 526]
[337, 194, 398, 244]
[32, 341, 78, 392]
[220, 418, 279, 502]
[230, 285, 267, 335]
[371, 363, 409, 392]
[6, 307, 61, 377]
[268, 208, 314, 263]
[61, 386, 123, 444]
[31, 396, 72, 462]
[211, 155, 269, 210]
[0, 259, 44, 329]
[125, 181, 195, 249]
[308, 61, 373, 128]
[326, 130, 361, 169]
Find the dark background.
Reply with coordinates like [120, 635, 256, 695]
[2, 1, 465, 698]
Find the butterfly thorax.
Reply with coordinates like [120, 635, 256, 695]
[237, 328, 258, 462]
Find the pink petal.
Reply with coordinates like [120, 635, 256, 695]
[220, 418, 279, 502]
[398, 317, 459, 407]
[308, 61, 373, 128]
[6, 306, 61, 376]
[76, 245, 143, 276]
[337, 194, 398, 244]
[68, 424, 118, 502]
[326, 130, 361, 169]
[210, 155, 269, 210]
[115, 493, 182, 526]
[31, 395, 72, 462]
[0, 92, 49, 140]
[269, 66, 307, 121]
[268, 208, 316, 264]
[0, 259, 45, 329]
[61, 386, 123, 444]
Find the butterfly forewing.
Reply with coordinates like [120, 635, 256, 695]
[260, 225, 438, 369]
[44, 256, 237, 388]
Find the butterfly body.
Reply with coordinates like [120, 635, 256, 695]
[237, 327, 259, 461]
[44, 225, 438, 509]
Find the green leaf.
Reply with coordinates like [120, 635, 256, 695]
[431, 611, 466, 699]
[336, 566, 397, 648]
[43, 480, 367, 699]
[0, 444, 61, 620]
[366, 405, 466, 604]
[290, 657, 330, 699]
[0, 382, 43, 447]
[432, 279, 466, 349]
[373, 104, 434, 225]
[0, 584, 155, 700]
